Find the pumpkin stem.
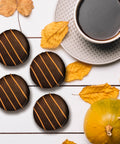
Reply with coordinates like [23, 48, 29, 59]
[106, 125, 113, 137]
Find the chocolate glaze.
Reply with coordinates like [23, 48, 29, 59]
[0, 29, 30, 66]
[30, 52, 66, 88]
[33, 94, 69, 130]
[0, 74, 30, 111]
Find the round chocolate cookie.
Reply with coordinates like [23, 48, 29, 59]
[33, 94, 69, 130]
[0, 29, 30, 66]
[30, 52, 65, 88]
[0, 74, 30, 111]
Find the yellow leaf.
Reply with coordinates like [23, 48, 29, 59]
[80, 83, 119, 104]
[17, 0, 34, 17]
[0, 0, 17, 17]
[41, 21, 69, 49]
[65, 61, 92, 82]
[62, 139, 76, 144]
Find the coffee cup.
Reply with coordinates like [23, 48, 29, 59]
[74, 0, 120, 44]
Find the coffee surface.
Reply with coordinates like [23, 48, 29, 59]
[77, 0, 120, 40]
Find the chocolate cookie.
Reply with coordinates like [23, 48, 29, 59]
[0, 29, 30, 66]
[30, 52, 65, 88]
[0, 74, 30, 111]
[33, 94, 69, 130]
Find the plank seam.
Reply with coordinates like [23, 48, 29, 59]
[17, 12, 22, 32]
[0, 132, 84, 135]
[28, 84, 120, 87]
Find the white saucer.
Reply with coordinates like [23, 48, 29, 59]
[55, 0, 120, 65]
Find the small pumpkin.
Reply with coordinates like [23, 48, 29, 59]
[84, 98, 120, 144]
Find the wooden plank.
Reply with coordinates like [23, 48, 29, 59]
[0, 39, 120, 85]
[0, 134, 90, 144]
[18, 0, 58, 37]
[0, 86, 89, 132]
[0, 1, 118, 144]
[0, 12, 20, 33]
[0, 86, 119, 132]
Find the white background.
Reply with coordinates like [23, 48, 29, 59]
[0, 0, 120, 143]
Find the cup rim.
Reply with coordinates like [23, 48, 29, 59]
[74, 0, 120, 44]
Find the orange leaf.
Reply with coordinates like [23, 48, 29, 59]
[62, 139, 76, 144]
[17, 0, 34, 16]
[65, 61, 92, 82]
[41, 21, 69, 49]
[80, 83, 119, 104]
[0, 0, 17, 17]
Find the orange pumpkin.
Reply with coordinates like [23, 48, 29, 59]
[84, 99, 120, 144]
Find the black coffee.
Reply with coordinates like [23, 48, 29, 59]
[77, 0, 120, 41]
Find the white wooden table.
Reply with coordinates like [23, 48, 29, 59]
[0, 0, 120, 143]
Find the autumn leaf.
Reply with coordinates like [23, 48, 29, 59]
[0, 0, 17, 17]
[65, 61, 92, 82]
[0, 0, 33, 17]
[17, 0, 34, 16]
[62, 139, 76, 144]
[41, 21, 69, 49]
[80, 83, 119, 104]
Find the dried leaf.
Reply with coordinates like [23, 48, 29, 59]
[62, 139, 76, 144]
[41, 21, 69, 49]
[80, 83, 119, 104]
[17, 0, 34, 16]
[65, 61, 92, 82]
[0, 0, 17, 17]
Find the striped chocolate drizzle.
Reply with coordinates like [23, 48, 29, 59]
[0, 30, 30, 66]
[37, 102, 56, 130]
[33, 94, 69, 130]
[39, 55, 59, 86]
[0, 53, 7, 66]
[0, 98, 7, 111]
[10, 30, 28, 55]
[0, 74, 29, 111]
[49, 94, 67, 119]
[33, 60, 52, 88]
[3, 32, 23, 64]
[10, 74, 28, 100]
[30, 66, 43, 88]
[46, 52, 64, 77]
[3, 77, 23, 109]
[33, 108, 46, 130]
[30, 52, 65, 88]
[42, 97, 62, 128]
[0, 40, 16, 65]
[0, 85, 16, 111]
